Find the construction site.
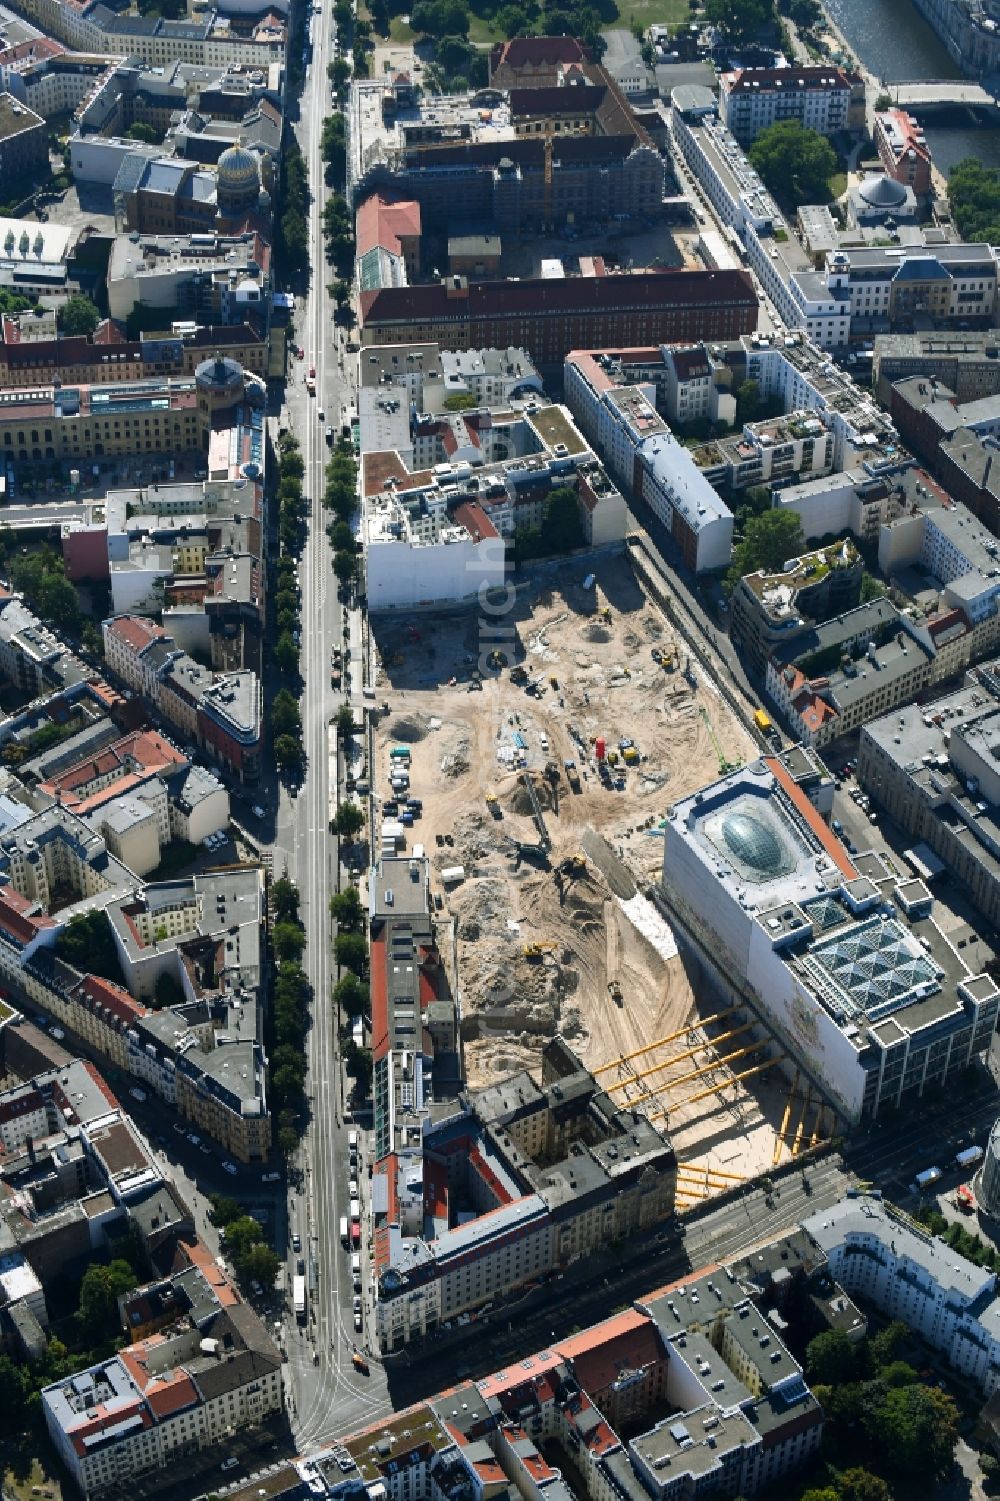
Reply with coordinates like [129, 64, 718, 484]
[370, 555, 834, 1192]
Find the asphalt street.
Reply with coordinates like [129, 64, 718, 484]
[269, 6, 392, 1446]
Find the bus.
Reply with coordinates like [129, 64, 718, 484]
[293, 1274, 306, 1323]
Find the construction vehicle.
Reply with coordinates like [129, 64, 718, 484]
[753, 708, 773, 735]
[524, 942, 556, 960]
[601, 607, 612, 622]
[352, 1351, 370, 1374]
[700, 705, 739, 775]
[485, 793, 502, 820]
[560, 852, 587, 876]
[651, 648, 662, 663]
[564, 760, 581, 793]
[549, 676, 559, 689]
[510, 665, 529, 685]
[623, 746, 640, 765]
[487, 650, 506, 669]
[608, 980, 623, 1008]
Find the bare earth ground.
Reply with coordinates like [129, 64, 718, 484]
[371, 557, 820, 1180]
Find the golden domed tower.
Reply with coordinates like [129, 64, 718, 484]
[216, 137, 261, 218]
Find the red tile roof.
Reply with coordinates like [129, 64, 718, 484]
[106, 616, 165, 654]
[145, 1371, 199, 1419]
[355, 194, 422, 260]
[453, 500, 500, 542]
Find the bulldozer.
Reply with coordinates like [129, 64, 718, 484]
[524, 942, 556, 961]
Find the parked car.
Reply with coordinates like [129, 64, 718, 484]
[354, 1311, 363, 1331]
[292, 1233, 301, 1252]
[223, 1160, 238, 1176]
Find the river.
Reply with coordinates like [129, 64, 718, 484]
[823, 0, 1000, 173]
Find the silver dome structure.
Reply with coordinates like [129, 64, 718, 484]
[858, 174, 908, 209]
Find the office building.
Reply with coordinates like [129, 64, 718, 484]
[661, 757, 1000, 1121]
[858, 660, 1000, 931]
[0, 92, 46, 181]
[348, 59, 663, 233]
[872, 108, 933, 196]
[359, 270, 758, 369]
[874, 329, 1000, 405]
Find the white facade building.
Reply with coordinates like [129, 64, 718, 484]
[662, 758, 1000, 1121]
[805, 1193, 1000, 1394]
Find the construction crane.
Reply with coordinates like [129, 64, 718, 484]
[544, 133, 553, 230]
[700, 705, 739, 775]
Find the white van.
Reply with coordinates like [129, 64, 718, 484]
[351, 1253, 361, 1275]
[129, 1086, 147, 1103]
[347, 1129, 359, 1152]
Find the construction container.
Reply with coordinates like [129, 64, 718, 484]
[595, 736, 606, 761]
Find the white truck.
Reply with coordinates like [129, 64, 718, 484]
[956, 1145, 984, 1169]
[912, 1166, 943, 1193]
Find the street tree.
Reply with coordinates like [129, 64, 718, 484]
[335, 930, 368, 973]
[335, 802, 365, 840]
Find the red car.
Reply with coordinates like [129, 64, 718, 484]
[296, 346, 304, 359]
[308, 365, 316, 378]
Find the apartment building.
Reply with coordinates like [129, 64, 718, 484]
[719, 66, 865, 144]
[360, 270, 758, 369]
[361, 400, 624, 607]
[103, 616, 262, 781]
[289, 1252, 822, 1501]
[729, 541, 863, 675]
[766, 597, 946, 749]
[42, 1301, 281, 1497]
[805, 1191, 1000, 1394]
[374, 1034, 676, 1352]
[11, 0, 286, 72]
[564, 350, 734, 572]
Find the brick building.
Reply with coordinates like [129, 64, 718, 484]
[360, 270, 758, 368]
